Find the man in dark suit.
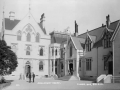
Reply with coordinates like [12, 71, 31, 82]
[32, 72, 35, 83]
[29, 73, 31, 83]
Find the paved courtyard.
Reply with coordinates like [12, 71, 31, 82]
[1, 77, 120, 90]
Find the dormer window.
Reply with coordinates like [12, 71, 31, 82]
[85, 37, 92, 52]
[103, 32, 111, 48]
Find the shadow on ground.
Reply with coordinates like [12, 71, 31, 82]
[0, 80, 14, 89]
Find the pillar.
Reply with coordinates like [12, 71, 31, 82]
[53, 47, 56, 75]
[76, 50, 80, 79]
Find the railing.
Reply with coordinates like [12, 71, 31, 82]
[112, 76, 120, 83]
[97, 74, 106, 83]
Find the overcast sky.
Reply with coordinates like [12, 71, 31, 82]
[0, 0, 120, 35]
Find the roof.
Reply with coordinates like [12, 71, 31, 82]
[5, 18, 20, 30]
[78, 26, 105, 42]
[110, 20, 120, 41]
[38, 23, 46, 34]
[78, 20, 120, 48]
[71, 36, 85, 50]
[4, 18, 46, 34]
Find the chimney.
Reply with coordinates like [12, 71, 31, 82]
[9, 11, 15, 21]
[74, 20, 78, 36]
[106, 14, 110, 27]
[40, 13, 45, 29]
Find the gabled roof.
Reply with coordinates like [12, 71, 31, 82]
[110, 20, 120, 41]
[4, 17, 47, 34]
[71, 36, 85, 50]
[78, 26, 105, 43]
[86, 32, 96, 43]
[78, 20, 120, 48]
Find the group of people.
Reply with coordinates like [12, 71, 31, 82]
[26, 72, 35, 83]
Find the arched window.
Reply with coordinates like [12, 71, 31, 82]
[26, 46, 30, 55]
[55, 49, 57, 56]
[17, 31, 21, 41]
[39, 61, 43, 71]
[11, 44, 17, 54]
[70, 45, 72, 57]
[40, 47, 43, 56]
[36, 33, 40, 42]
[27, 33, 31, 42]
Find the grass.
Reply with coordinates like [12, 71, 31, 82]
[0, 80, 13, 89]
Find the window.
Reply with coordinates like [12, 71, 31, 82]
[70, 45, 72, 57]
[17, 31, 21, 41]
[26, 46, 30, 55]
[52, 60, 54, 72]
[39, 61, 43, 71]
[61, 49, 63, 58]
[86, 37, 92, 52]
[36, 33, 39, 42]
[11, 44, 17, 54]
[86, 58, 92, 71]
[40, 47, 43, 56]
[103, 55, 108, 70]
[79, 59, 81, 71]
[52, 48, 54, 56]
[55, 49, 57, 56]
[103, 32, 111, 48]
[27, 33, 31, 42]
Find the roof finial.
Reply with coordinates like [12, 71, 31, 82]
[29, 0, 31, 12]
[28, 0, 31, 19]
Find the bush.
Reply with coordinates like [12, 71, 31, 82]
[0, 77, 6, 84]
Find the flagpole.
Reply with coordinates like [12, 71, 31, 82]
[2, 5, 5, 40]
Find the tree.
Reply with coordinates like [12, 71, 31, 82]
[0, 40, 18, 75]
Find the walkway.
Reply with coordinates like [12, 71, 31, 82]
[2, 77, 120, 90]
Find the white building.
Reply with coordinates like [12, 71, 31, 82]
[2, 11, 51, 77]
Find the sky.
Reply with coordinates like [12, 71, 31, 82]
[0, 0, 120, 35]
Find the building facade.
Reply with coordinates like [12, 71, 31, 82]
[2, 11, 51, 77]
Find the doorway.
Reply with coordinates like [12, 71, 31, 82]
[69, 63, 73, 75]
[108, 61, 113, 75]
[25, 65, 31, 78]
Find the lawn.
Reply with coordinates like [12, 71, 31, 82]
[0, 80, 13, 89]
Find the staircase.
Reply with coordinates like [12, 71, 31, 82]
[97, 74, 106, 83]
[112, 76, 120, 83]
[58, 75, 79, 81]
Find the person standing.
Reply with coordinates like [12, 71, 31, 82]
[29, 72, 31, 83]
[32, 72, 35, 83]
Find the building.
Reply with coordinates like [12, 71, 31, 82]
[49, 31, 68, 76]
[1, 11, 51, 78]
[58, 15, 120, 80]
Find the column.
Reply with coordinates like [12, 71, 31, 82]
[53, 47, 56, 75]
[76, 50, 80, 80]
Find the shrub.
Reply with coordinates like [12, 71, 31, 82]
[0, 77, 6, 84]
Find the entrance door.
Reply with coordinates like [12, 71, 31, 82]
[25, 65, 31, 77]
[108, 61, 113, 75]
[69, 63, 73, 75]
